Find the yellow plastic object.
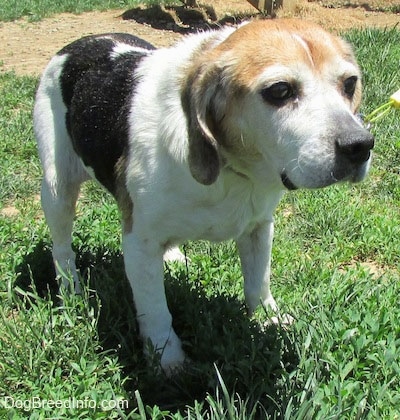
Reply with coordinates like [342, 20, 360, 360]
[390, 88, 400, 108]
[364, 88, 400, 123]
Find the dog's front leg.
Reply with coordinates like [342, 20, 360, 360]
[122, 232, 186, 373]
[236, 221, 277, 314]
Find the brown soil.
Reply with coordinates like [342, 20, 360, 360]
[0, 0, 399, 76]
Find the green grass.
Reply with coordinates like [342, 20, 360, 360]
[1, 26, 400, 419]
[0, 0, 179, 22]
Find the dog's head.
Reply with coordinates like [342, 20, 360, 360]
[182, 19, 374, 189]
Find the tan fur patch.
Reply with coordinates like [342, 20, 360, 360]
[213, 19, 359, 91]
[115, 154, 134, 233]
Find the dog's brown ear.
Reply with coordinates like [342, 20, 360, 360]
[181, 62, 226, 185]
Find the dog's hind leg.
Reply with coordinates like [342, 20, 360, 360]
[34, 58, 88, 293]
[41, 176, 83, 293]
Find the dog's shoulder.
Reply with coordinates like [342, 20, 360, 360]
[127, 26, 238, 165]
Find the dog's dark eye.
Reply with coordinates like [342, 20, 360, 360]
[343, 76, 358, 98]
[261, 82, 295, 106]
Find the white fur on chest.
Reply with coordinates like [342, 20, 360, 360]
[128, 162, 283, 243]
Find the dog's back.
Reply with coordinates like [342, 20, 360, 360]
[36, 34, 155, 195]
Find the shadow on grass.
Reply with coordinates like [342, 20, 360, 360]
[14, 240, 58, 299]
[121, 4, 262, 34]
[15, 242, 299, 416]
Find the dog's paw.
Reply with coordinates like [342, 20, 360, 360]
[264, 313, 294, 328]
[57, 268, 81, 296]
[144, 330, 187, 376]
[262, 295, 278, 312]
[159, 338, 187, 376]
[246, 289, 278, 314]
[163, 247, 190, 264]
[161, 353, 189, 377]
[260, 295, 294, 328]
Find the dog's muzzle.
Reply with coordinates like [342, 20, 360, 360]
[281, 116, 374, 191]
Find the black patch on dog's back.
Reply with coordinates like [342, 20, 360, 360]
[59, 34, 155, 194]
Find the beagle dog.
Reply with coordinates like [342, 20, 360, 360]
[34, 19, 374, 372]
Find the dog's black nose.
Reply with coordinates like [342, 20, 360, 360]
[336, 127, 374, 164]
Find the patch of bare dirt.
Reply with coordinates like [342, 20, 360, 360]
[0, 206, 20, 217]
[339, 259, 389, 279]
[0, 0, 399, 76]
[0, 10, 180, 76]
